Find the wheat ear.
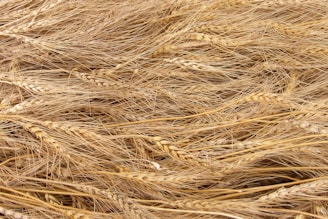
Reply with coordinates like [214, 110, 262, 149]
[21, 122, 69, 158]
[44, 193, 61, 205]
[193, 24, 233, 34]
[64, 210, 90, 219]
[71, 68, 113, 87]
[44, 194, 89, 219]
[254, 0, 326, 7]
[0, 31, 50, 51]
[39, 120, 101, 140]
[244, 92, 296, 108]
[271, 22, 315, 37]
[256, 179, 328, 203]
[4, 79, 49, 93]
[3, 0, 63, 33]
[71, 184, 158, 219]
[103, 170, 195, 184]
[152, 45, 177, 57]
[0, 205, 31, 219]
[187, 33, 252, 47]
[285, 119, 328, 134]
[164, 58, 219, 72]
[211, 0, 250, 8]
[71, 196, 88, 210]
[152, 136, 208, 166]
[4, 98, 45, 113]
[168, 199, 216, 210]
[294, 214, 305, 219]
[302, 47, 328, 57]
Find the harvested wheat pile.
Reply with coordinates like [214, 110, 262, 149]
[0, 0, 328, 218]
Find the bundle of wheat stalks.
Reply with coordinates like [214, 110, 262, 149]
[0, 0, 328, 218]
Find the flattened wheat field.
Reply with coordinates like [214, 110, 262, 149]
[0, 0, 328, 218]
